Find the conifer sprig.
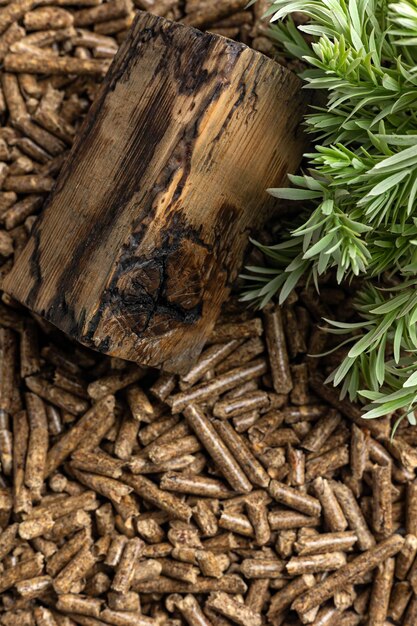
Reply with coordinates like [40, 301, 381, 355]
[243, 0, 417, 423]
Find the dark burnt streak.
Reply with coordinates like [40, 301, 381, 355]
[45, 15, 240, 346]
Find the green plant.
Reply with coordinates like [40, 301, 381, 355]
[242, 0, 417, 424]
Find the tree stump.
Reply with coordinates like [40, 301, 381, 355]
[3, 11, 311, 373]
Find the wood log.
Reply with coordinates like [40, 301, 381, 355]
[3, 11, 311, 373]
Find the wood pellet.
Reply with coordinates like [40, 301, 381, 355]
[0, 287, 414, 625]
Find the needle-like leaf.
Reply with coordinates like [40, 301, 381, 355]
[241, 0, 417, 428]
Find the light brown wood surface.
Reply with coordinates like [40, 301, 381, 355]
[3, 11, 311, 372]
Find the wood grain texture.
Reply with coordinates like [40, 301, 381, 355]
[3, 11, 311, 373]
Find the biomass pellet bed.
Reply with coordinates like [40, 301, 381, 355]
[0, 1, 416, 625]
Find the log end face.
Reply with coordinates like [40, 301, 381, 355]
[82, 220, 220, 373]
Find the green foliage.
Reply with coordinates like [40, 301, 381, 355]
[242, 0, 417, 423]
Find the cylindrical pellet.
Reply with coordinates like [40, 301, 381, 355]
[372, 464, 393, 538]
[294, 532, 357, 556]
[240, 558, 285, 579]
[112, 538, 144, 593]
[25, 392, 48, 501]
[268, 574, 315, 617]
[407, 481, 417, 535]
[268, 510, 321, 530]
[388, 581, 413, 622]
[246, 497, 270, 546]
[331, 480, 375, 551]
[160, 472, 232, 499]
[56, 594, 102, 618]
[268, 480, 321, 517]
[396, 534, 417, 579]
[288, 444, 305, 487]
[301, 410, 341, 453]
[182, 340, 242, 387]
[286, 551, 346, 576]
[369, 558, 395, 626]
[351, 424, 368, 481]
[183, 404, 252, 493]
[313, 477, 347, 532]
[53, 546, 96, 594]
[263, 305, 292, 395]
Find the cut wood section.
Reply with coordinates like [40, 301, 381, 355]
[3, 11, 311, 373]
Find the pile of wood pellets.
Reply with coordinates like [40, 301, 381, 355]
[0, 0, 416, 625]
